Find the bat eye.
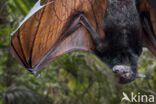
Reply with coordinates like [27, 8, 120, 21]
[112, 65, 131, 74]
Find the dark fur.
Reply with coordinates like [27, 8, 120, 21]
[55, 0, 144, 83]
[95, 0, 143, 78]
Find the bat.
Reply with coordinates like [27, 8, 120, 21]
[10, 0, 156, 84]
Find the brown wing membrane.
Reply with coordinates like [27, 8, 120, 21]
[10, 0, 106, 73]
[138, 0, 156, 56]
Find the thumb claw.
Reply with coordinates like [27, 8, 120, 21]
[136, 74, 146, 78]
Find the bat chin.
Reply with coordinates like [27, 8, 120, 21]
[118, 76, 135, 84]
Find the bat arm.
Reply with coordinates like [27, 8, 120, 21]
[60, 12, 105, 52]
[79, 16, 105, 53]
[80, 16, 101, 45]
[29, 12, 104, 73]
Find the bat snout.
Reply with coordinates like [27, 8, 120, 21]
[112, 65, 136, 84]
[112, 65, 146, 84]
[112, 65, 131, 74]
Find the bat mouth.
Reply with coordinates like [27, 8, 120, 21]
[118, 73, 146, 84]
[118, 73, 136, 84]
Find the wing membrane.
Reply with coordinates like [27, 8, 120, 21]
[139, 0, 156, 55]
[10, 0, 106, 72]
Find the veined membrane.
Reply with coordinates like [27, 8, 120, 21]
[10, 0, 54, 36]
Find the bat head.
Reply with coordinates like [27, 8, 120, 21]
[112, 65, 145, 84]
[102, 42, 143, 84]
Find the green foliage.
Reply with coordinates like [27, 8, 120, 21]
[2, 86, 50, 104]
[0, 0, 156, 104]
